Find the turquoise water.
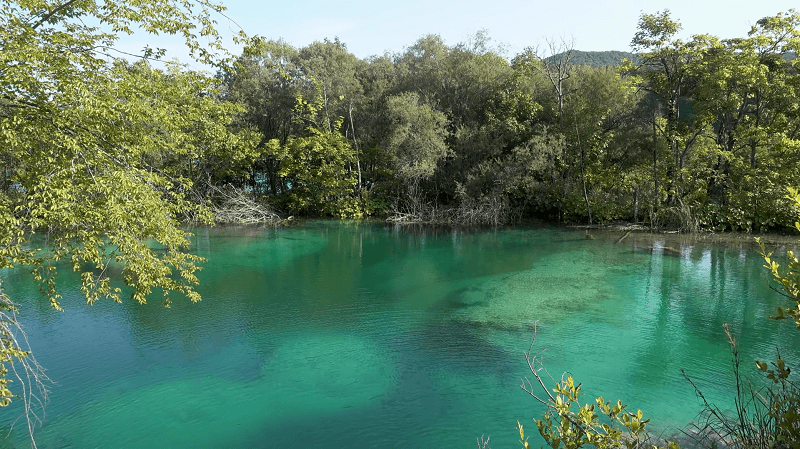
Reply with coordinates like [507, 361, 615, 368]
[1, 222, 799, 448]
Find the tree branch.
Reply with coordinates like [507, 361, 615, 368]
[32, 0, 83, 30]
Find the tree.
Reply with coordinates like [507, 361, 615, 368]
[383, 92, 450, 184]
[223, 39, 305, 196]
[296, 39, 366, 192]
[394, 34, 451, 105]
[352, 54, 399, 201]
[499, 131, 566, 218]
[0, 0, 256, 444]
[530, 38, 578, 122]
[625, 10, 704, 210]
[689, 11, 800, 231]
[264, 83, 360, 217]
[297, 39, 364, 135]
[439, 34, 514, 206]
[563, 66, 637, 223]
[445, 31, 512, 129]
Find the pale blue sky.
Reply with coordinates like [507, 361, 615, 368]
[115, 0, 799, 68]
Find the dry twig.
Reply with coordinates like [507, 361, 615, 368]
[0, 288, 51, 449]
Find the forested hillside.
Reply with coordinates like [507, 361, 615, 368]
[548, 50, 639, 67]
[206, 10, 800, 232]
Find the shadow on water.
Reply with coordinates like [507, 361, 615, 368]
[436, 286, 488, 311]
[623, 247, 683, 257]
[554, 237, 597, 243]
[414, 319, 515, 372]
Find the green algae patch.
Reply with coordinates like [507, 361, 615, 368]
[452, 250, 624, 328]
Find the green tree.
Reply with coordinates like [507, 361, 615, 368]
[264, 85, 359, 217]
[625, 10, 705, 210]
[689, 11, 800, 231]
[352, 55, 399, 204]
[441, 35, 514, 207]
[0, 0, 256, 442]
[223, 39, 305, 196]
[383, 92, 450, 184]
[297, 39, 364, 134]
[297, 39, 366, 192]
[394, 34, 451, 104]
[445, 31, 512, 129]
[498, 131, 566, 217]
[562, 66, 637, 223]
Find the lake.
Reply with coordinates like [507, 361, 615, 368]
[1, 221, 798, 448]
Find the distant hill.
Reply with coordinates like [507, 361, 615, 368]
[547, 50, 639, 67]
[547, 50, 793, 67]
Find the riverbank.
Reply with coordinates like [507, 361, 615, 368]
[206, 216, 800, 249]
[566, 222, 800, 249]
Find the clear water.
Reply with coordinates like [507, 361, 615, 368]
[1, 221, 798, 448]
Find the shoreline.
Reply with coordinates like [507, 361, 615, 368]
[566, 222, 800, 248]
[197, 217, 800, 250]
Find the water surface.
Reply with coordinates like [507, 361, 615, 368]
[2, 222, 798, 448]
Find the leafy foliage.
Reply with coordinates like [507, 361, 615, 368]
[758, 188, 800, 326]
[219, 13, 800, 229]
[264, 86, 360, 217]
[520, 326, 679, 449]
[383, 92, 450, 183]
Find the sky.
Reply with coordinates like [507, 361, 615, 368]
[116, 0, 799, 69]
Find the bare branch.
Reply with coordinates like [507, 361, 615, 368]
[0, 288, 52, 448]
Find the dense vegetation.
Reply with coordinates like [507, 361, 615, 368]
[0, 0, 262, 443]
[211, 10, 800, 232]
[6, 7, 797, 232]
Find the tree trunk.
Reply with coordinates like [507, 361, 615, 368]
[348, 102, 362, 193]
[652, 108, 659, 211]
[575, 123, 592, 224]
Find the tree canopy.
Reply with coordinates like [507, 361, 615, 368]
[220, 11, 800, 230]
